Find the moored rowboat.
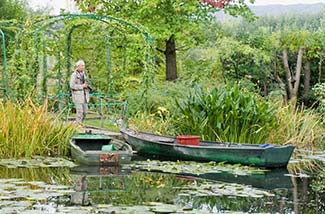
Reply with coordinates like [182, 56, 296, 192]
[70, 133, 133, 165]
[120, 128, 295, 168]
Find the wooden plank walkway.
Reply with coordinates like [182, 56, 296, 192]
[81, 124, 123, 140]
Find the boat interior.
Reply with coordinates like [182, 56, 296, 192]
[74, 138, 112, 151]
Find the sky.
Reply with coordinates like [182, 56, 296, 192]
[251, 0, 325, 5]
[29, 0, 77, 14]
[29, 0, 325, 14]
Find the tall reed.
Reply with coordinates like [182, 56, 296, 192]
[268, 104, 324, 149]
[0, 99, 78, 158]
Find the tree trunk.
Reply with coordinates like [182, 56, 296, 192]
[273, 51, 288, 104]
[263, 81, 268, 97]
[304, 60, 311, 97]
[319, 54, 323, 83]
[292, 47, 305, 97]
[282, 47, 305, 102]
[165, 35, 177, 81]
[282, 48, 293, 97]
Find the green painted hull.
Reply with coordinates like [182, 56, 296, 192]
[70, 133, 133, 166]
[121, 129, 295, 168]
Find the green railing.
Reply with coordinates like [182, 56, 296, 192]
[49, 92, 128, 128]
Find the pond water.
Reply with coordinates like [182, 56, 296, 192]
[0, 160, 324, 213]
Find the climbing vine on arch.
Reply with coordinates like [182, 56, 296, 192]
[1, 14, 155, 103]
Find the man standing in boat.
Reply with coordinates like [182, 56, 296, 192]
[70, 60, 90, 124]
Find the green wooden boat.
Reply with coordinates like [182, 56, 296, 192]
[70, 133, 133, 166]
[120, 129, 295, 168]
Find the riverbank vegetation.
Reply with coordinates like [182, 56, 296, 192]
[0, 99, 78, 158]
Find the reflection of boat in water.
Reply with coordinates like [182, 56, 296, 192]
[178, 168, 293, 190]
[70, 165, 131, 177]
[131, 155, 293, 190]
[70, 165, 130, 192]
[70, 165, 131, 205]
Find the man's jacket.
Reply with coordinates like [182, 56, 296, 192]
[69, 70, 90, 104]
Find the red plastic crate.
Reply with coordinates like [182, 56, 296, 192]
[176, 135, 200, 146]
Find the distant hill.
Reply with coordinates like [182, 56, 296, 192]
[215, 3, 325, 21]
[251, 3, 325, 16]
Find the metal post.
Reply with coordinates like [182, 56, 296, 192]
[0, 29, 8, 101]
[100, 97, 104, 128]
[57, 51, 63, 110]
[41, 40, 47, 102]
[65, 29, 72, 93]
[106, 33, 111, 96]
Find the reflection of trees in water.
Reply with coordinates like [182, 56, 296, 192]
[0, 167, 72, 185]
[294, 176, 325, 214]
[176, 176, 325, 213]
[177, 195, 268, 212]
[1, 166, 324, 212]
[87, 171, 192, 205]
[85, 171, 325, 213]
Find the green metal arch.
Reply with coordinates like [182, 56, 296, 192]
[0, 29, 8, 100]
[32, 14, 154, 97]
[0, 14, 155, 104]
[30, 22, 127, 103]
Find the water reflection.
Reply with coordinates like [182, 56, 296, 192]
[70, 166, 192, 205]
[68, 165, 325, 213]
[179, 168, 293, 190]
[0, 166, 72, 184]
[0, 165, 324, 213]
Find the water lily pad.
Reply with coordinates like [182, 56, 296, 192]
[149, 204, 178, 213]
[0, 156, 76, 168]
[180, 181, 274, 198]
[0, 178, 73, 206]
[127, 160, 267, 177]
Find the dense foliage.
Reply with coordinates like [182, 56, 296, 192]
[74, 0, 254, 81]
[0, 0, 28, 20]
[174, 85, 277, 143]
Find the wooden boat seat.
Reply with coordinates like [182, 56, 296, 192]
[158, 139, 175, 143]
[85, 150, 107, 154]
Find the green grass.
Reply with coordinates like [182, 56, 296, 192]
[83, 119, 121, 132]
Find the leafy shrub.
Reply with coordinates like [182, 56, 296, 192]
[173, 85, 278, 144]
[313, 83, 325, 119]
[126, 81, 189, 115]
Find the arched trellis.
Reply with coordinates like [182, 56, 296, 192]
[31, 14, 154, 99]
[0, 14, 155, 125]
[62, 23, 128, 96]
[0, 14, 155, 98]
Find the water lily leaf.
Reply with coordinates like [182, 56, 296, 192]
[0, 178, 73, 209]
[180, 181, 274, 198]
[149, 204, 178, 213]
[127, 160, 267, 177]
[0, 156, 76, 168]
